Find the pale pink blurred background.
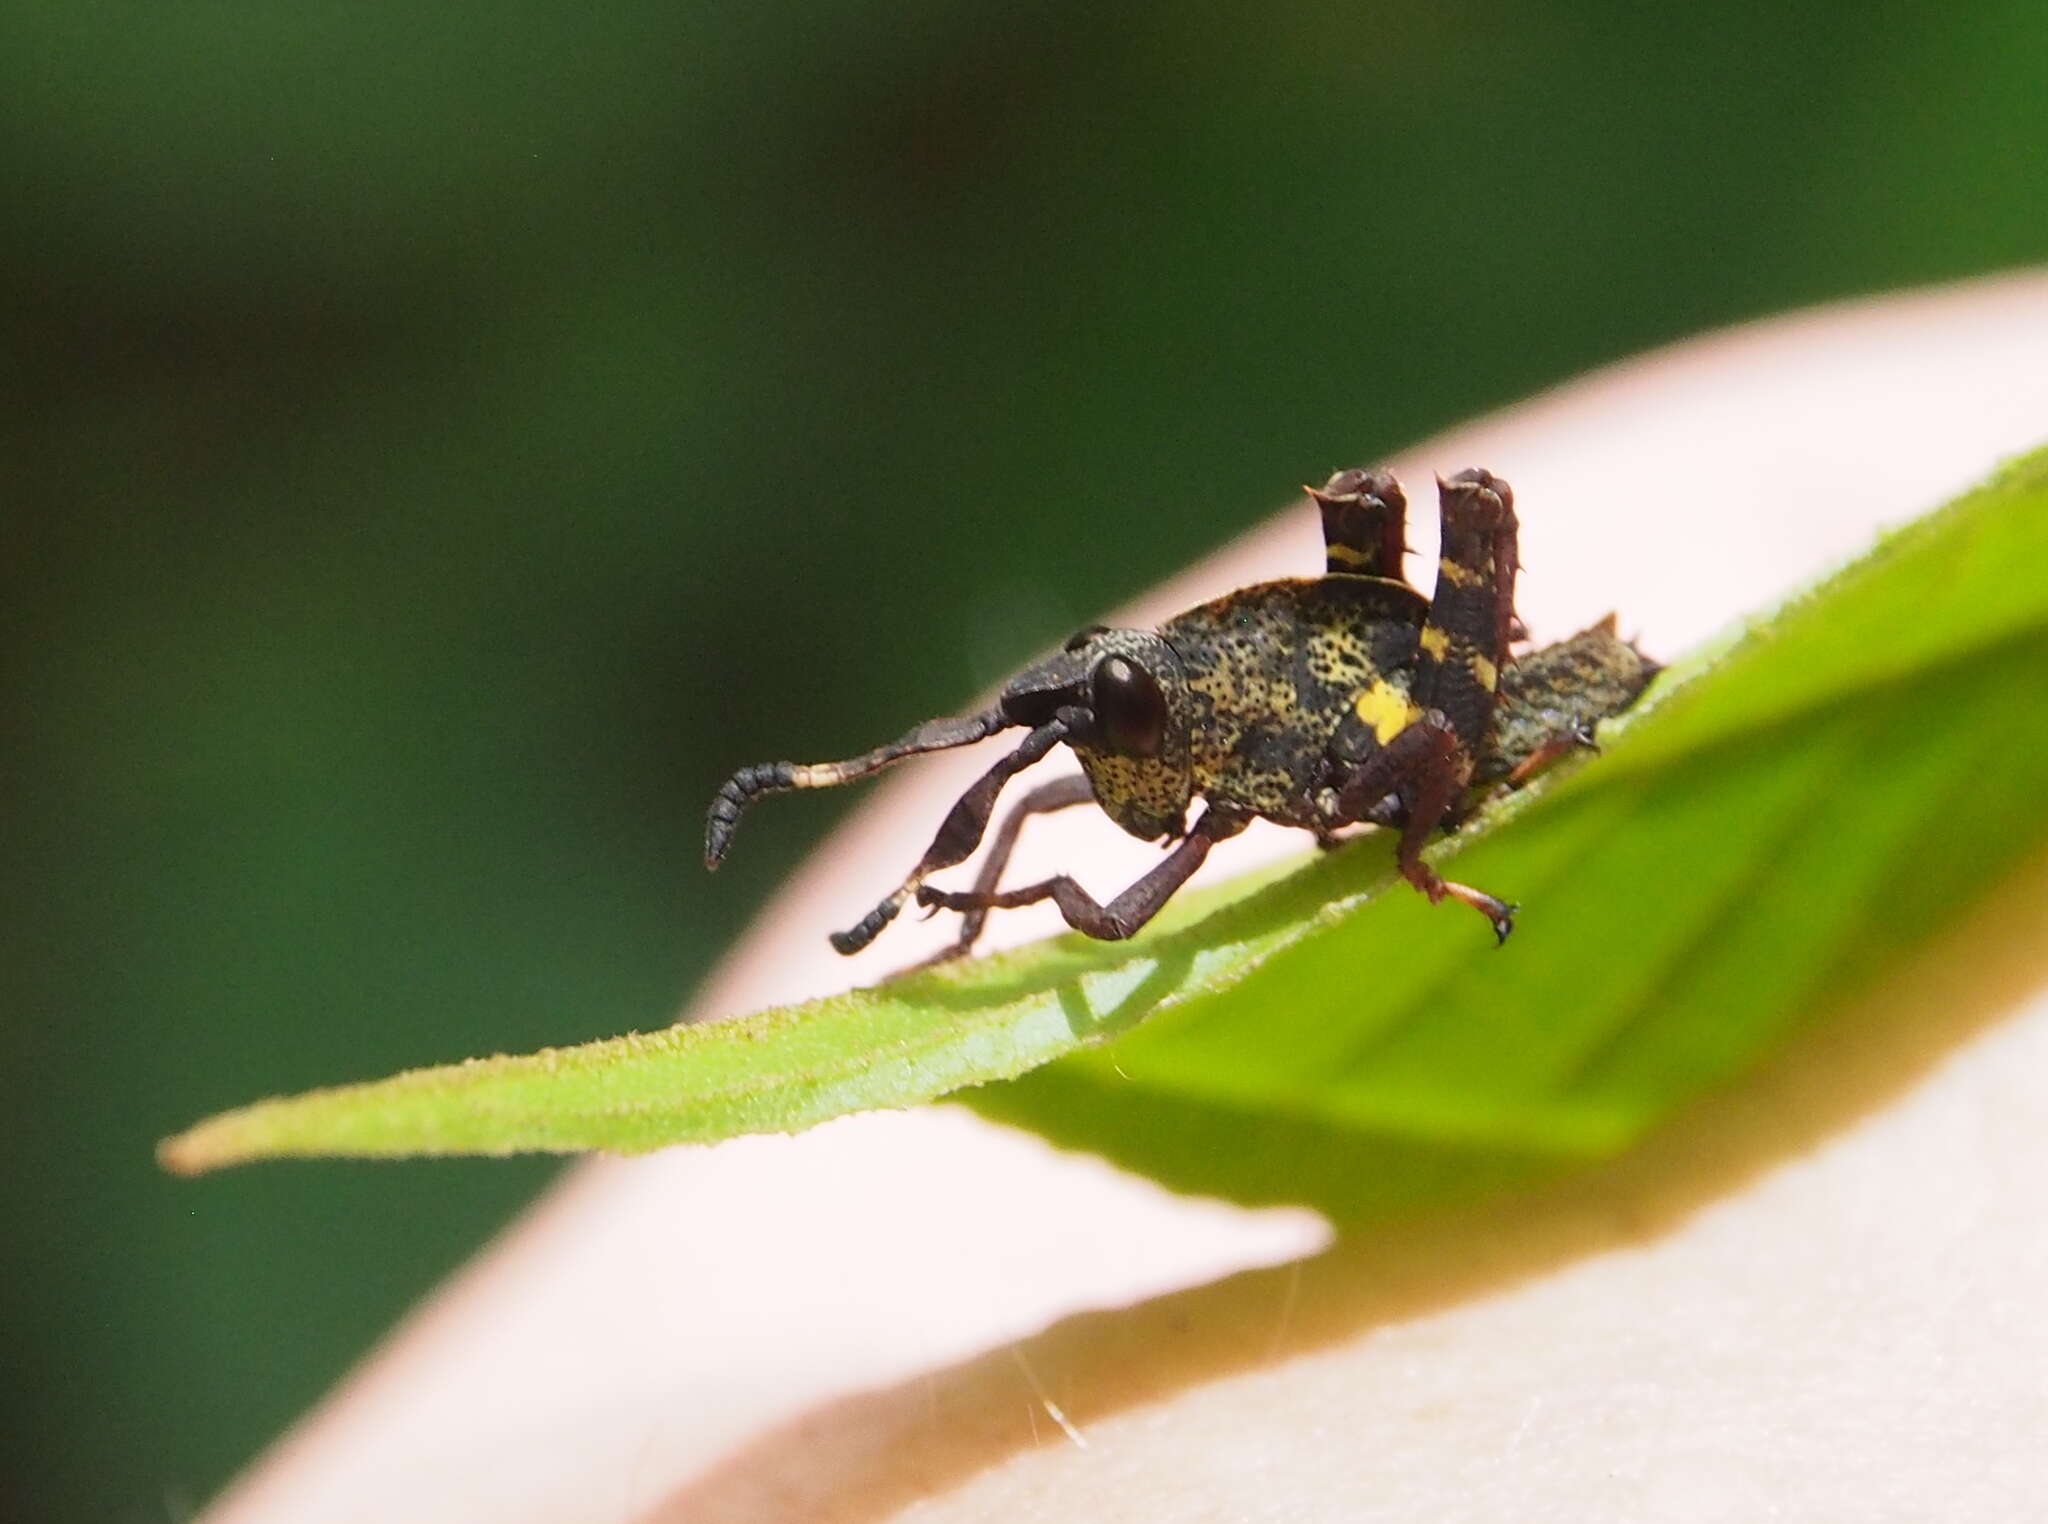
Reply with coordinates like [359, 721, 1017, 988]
[210, 273, 2048, 1523]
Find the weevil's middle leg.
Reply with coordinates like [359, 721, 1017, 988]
[829, 716, 1072, 955]
[1328, 715, 1517, 945]
[919, 808, 1247, 942]
[923, 772, 1097, 963]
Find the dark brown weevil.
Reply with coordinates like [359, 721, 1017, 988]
[706, 468, 1657, 954]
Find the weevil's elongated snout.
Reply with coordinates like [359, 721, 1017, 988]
[994, 646, 1094, 727]
[703, 703, 1011, 870]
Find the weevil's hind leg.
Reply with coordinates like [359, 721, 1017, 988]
[1475, 612, 1661, 789]
[1414, 469, 1520, 754]
[922, 772, 1097, 964]
[1308, 468, 1411, 582]
[1311, 470, 1518, 944]
[1501, 720, 1600, 789]
[705, 704, 1011, 869]
[1328, 716, 1517, 945]
[919, 808, 1247, 942]
[828, 717, 1073, 955]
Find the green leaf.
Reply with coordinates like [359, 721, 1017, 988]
[161, 449, 2048, 1202]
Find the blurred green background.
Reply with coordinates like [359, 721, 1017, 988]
[5, 2, 2046, 1516]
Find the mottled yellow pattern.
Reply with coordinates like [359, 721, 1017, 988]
[1129, 575, 1427, 827]
[1353, 678, 1424, 744]
[1075, 748, 1188, 840]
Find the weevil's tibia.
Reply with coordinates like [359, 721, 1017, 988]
[919, 807, 1247, 942]
[1501, 720, 1600, 789]
[704, 704, 1010, 870]
[1329, 713, 1517, 944]
[923, 772, 1097, 963]
[828, 715, 1074, 955]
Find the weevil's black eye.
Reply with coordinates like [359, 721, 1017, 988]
[1091, 655, 1167, 757]
[1064, 624, 1110, 652]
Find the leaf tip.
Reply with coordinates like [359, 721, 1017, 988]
[156, 1124, 219, 1176]
[158, 1104, 273, 1175]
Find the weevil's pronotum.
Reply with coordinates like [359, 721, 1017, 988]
[706, 468, 1657, 954]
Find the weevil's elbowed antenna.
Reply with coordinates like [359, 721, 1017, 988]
[825, 713, 1076, 954]
[703, 704, 1014, 871]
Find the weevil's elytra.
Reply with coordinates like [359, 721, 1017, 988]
[705, 468, 1659, 956]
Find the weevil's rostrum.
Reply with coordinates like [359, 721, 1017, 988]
[706, 468, 1658, 955]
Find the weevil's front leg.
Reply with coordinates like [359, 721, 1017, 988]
[926, 772, 1097, 962]
[1308, 468, 1411, 582]
[919, 808, 1247, 942]
[1414, 469, 1520, 754]
[829, 716, 1074, 955]
[1328, 715, 1517, 944]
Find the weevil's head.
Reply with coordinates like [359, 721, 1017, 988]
[999, 626, 1196, 840]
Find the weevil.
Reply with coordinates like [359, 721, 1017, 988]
[706, 468, 1657, 955]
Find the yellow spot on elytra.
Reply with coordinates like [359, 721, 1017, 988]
[1327, 544, 1374, 567]
[1472, 653, 1499, 691]
[1437, 556, 1480, 587]
[1353, 680, 1422, 744]
[1419, 626, 1450, 660]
